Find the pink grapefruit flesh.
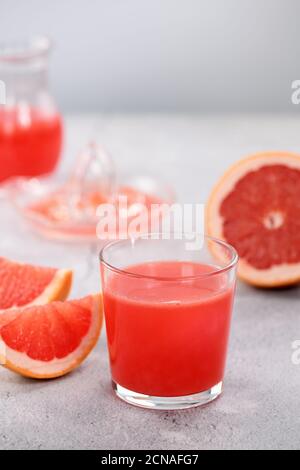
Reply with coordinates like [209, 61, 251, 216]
[206, 151, 300, 287]
[0, 294, 103, 379]
[0, 258, 72, 309]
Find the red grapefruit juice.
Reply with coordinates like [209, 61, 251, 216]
[102, 261, 235, 397]
[0, 107, 62, 182]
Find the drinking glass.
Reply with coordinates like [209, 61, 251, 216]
[100, 233, 238, 410]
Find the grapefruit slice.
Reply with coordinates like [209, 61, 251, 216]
[0, 258, 72, 310]
[0, 294, 103, 379]
[206, 151, 300, 287]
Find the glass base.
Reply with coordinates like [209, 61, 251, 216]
[112, 381, 223, 410]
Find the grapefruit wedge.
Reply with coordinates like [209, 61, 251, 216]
[0, 294, 103, 379]
[0, 258, 72, 310]
[206, 151, 300, 287]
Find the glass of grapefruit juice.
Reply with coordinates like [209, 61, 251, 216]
[100, 234, 238, 410]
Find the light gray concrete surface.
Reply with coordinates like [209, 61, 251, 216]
[1, 114, 300, 450]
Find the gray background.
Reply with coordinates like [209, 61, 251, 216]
[1, 0, 300, 113]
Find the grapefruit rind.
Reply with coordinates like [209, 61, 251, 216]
[0, 294, 103, 379]
[206, 151, 300, 287]
[29, 269, 73, 306]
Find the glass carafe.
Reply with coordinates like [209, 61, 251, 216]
[0, 36, 63, 183]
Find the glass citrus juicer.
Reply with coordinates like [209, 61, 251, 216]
[4, 142, 175, 242]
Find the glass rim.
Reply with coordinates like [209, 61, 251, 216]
[0, 36, 51, 62]
[100, 233, 239, 281]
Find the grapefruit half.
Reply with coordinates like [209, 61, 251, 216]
[206, 151, 300, 287]
[0, 258, 72, 310]
[0, 294, 103, 379]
